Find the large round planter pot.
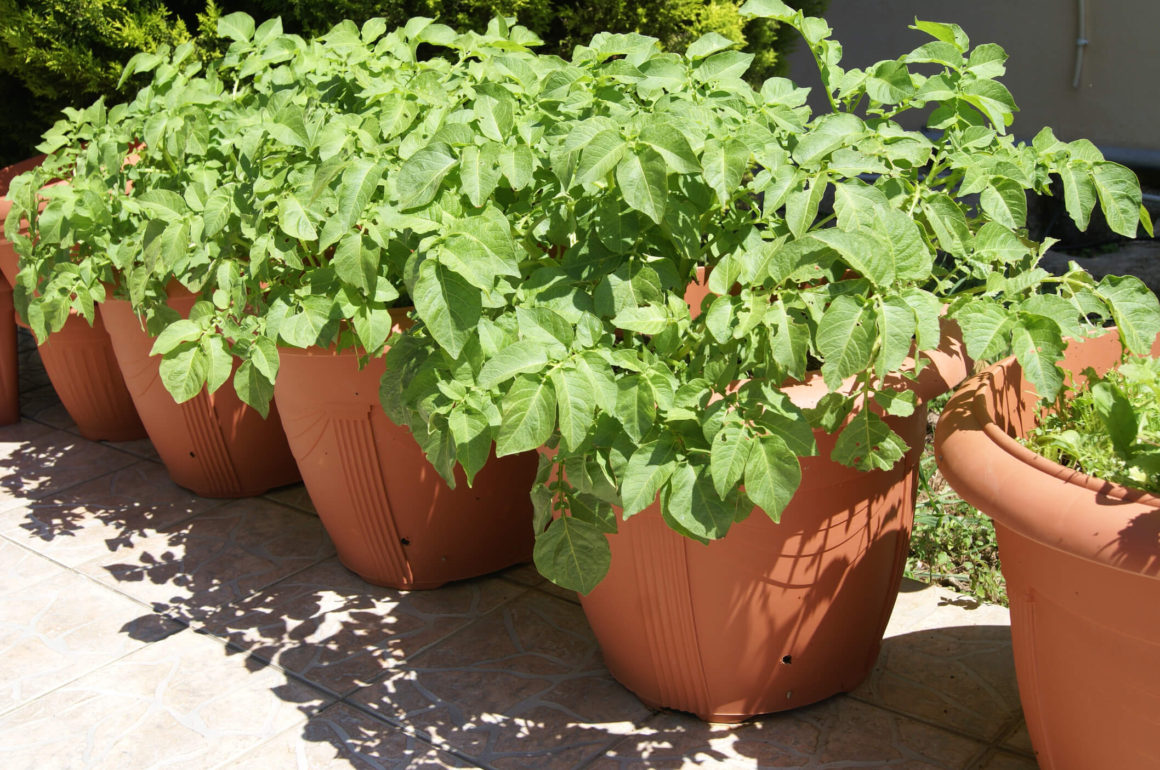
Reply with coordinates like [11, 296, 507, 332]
[274, 311, 536, 589]
[0, 275, 18, 425]
[0, 155, 145, 440]
[579, 321, 970, 722]
[934, 330, 1160, 770]
[99, 292, 299, 497]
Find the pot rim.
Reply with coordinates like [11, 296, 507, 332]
[935, 329, 1160, 578]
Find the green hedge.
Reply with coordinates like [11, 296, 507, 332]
[0, 0, 828, 166]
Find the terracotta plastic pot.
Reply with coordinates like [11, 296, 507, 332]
[99, 290, 299, 497]
[934, 330, 1160, 770]
[274, 310, 536, 589]
[579, 320, 970, 722]
[0, 275, 17, 425]
[0, 156, 145, 440]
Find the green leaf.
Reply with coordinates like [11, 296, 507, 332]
[448, 405, 492, 484]
[912, 20, 969, 51]
[333, 158, 384, 237]
[663, 464, 739, 541]
[615, 374, 655, 442]
[956, 301, 1012, 360]
[478, 340, 549, 389]
[710, 422, 751, 500]
[921, 193, 971, 257]
[159, 345, 206, 404]
[552, 367, 599, 452]
[149, 319, 202, 356]
[744, 434, 800, 523]
[1011, 316, 1066, 400]
[396, 143, 457, 209]
[696, 51, 754, 82]
[233, 359, 274, 418]
[832, 409, 908, 472]
[866, 60, 915, 104]
[414, 260, 481, 359]
[460, 144, 502, 208]
[278, 196, 317, 241]
[622, 436, 679, 518]
[833, 181, 888, 232]
[974, 222, 1029, 264]
[738, 0, 794, 21]
[792, 113, 864, 167]
[534, 515, 610, 595]
[980, 179, 1027, 229]
[474, 94, 514, 143]
[966, 43, 1008, 78]
[817, 295, 877, 389]
[500, 144, 534, 190]
[702, 138, 748, 208]
[811, 229, 888, 286]
[872, 206, 933, 282]
[1095, 275, 1160, 355]
[496, 375, 556, 456]
[874, 388, 917, 417]
[877, 296, 917, 376]
[612, 305, 670, 334]
[686, 32, 737, 60]
[201, 336, 233, 394]
[218, 12, 255, 42]
[577, 130, 627, 185]
[616, 147, 668, 224]
[785, 176, 827, 238]
[1091, 162, 1143, 237]
[639, 123, 700, 174]
[960, 79, 1017, 130]
[1091, 381, 1138, 457]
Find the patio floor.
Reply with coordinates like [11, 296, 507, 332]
[0, 331, 1037, 769]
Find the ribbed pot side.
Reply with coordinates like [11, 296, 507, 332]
[273, 311, 536, 589]
[579, 320, 969, 722]
[99, 292, 300, 497]
[934, 330, 1160, 770]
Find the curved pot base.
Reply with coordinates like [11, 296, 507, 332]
[275, 344, 536, 590]
[99, 296, 299, 497]
[581, 405, 927, 721]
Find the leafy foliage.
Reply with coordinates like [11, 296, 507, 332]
[1026, 354, 1160, 495]
[5, 5, 1157, 595]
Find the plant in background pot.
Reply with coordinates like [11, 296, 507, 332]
[935, 328, 1160, 769]
[1, 148, 145, 439]
[10, 13, 553, 586]
[383, 0, 1156, 720]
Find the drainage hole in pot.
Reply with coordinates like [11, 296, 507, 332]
[781, 655, 792, 665]
[189, 451, 196, 458]
[400, 538, 410, 546]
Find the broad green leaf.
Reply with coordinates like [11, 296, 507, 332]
[832, 409, 908, 472]
[621, 436, 679, 518]
[767, 299, 810, 379]
[877, 296, 917, 376]
[201, 336, 233, 394]
[1091, 381, 1138, 457]
[911, 19, 969, 51]
[149, 319, 202, 356]
[448, 405, 491, 484]
[616, 147, 668, 224]
[333, 159, 383, 237]
[534, 516, 610, 594]
[872, 206, 933, 281]
[552, 367, 599, 452]
[974, 221, 1029, 264]
[615, 374, 656, 442]
[577, 130, 627, 185]
[785, 175, 827, 238]
[1091, 162, 1143, 237]
[218, 12, 255, 42]
[575, 354, 619, 412]
[710, 422, 751, 500]
[686, 32, 737, 60]
[874, 388, 917, 417]
[966, 42, 1007, 78]
[496, 375, 557, 456]
[460, 144, 502, 208]
[696, 51, 754, 82]
[474, 94, 514, 143]
[1011, 316, 1066, 399]
[639, 123, 700, 174]
[1095, 275, 1160, 355]
[811, 229, 888, 286]
[500, 144, 534, 190]
[738, 0, 794, 21]
[612, 305, 670, 334]
[960, 79, 1017, 130]
[396, 143, 457, 209]
[955, 301, 1012, 360]
[663, 464, 738, 540]
[159, 345, 206, 404]
[866, 60, 915, 104]
[921, 193, 971, 257]
[702, 138, 749, 208]
[414, 260, 481, 359]
[478, 340, 549, 389]
[704, 295, 735, 343]
[833, 181, 888, 232]
[278, 196, 317, 241]
[817, 295, 876, 389]
[980, 179, 1027, 229]
[233, 359, 274, 418]
[744, 434, 800, 523]
[792, 113, 864, 167]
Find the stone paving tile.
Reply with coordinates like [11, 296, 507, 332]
[78, 497, 335, 624]
[104, 436, 162, 462]
[224, 702, 479, 769]
[16, 345, 50, 391]
[975, 749, 1039, 769]
[851, 595, 1021, 743]
[0, 536, 69, 594]
[0, 460, 222, 569]
[0, 628, 333, 770]
[588, 698, 986, 769]
[265, 482, 318, 515]
[1001, 721, 1035, 756]
[0, 567, 181, 716]
[199, 558, 526, 697]
[19, 396, 76, 433]
[0, 421, 137, 509]
[350, 589, 651, 769]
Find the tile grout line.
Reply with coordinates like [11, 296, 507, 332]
[845, 690, 1021, 751]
